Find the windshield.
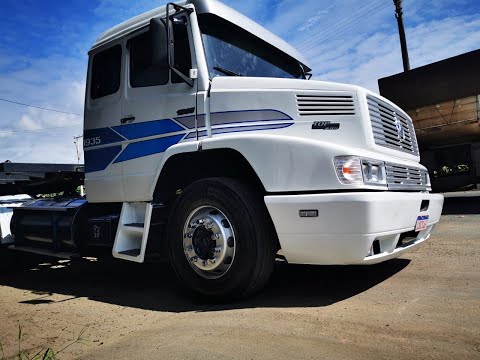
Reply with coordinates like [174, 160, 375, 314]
[198, 14, 305, 80]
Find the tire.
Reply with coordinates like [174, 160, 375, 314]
[167, 177, 277, 300]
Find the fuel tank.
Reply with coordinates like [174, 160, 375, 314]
[11, 197, 120, 253]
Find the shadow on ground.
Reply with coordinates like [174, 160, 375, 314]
[0, 250, 409, 312]
[442, 195, 480, 215]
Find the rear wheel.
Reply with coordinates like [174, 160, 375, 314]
[167, 177, 277, 300]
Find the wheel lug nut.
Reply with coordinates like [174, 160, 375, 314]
[184, 245, 193, 252]
[202, 260, 208, 266]
[184, 233, 193, 238]
[190, 256, 198, 263]
[214, 247, 222, 253]
[209, 258, 216, 264]
[205, 222, 214, 230]
[197, 219, 204, 224]
[214, 233, 220, 239]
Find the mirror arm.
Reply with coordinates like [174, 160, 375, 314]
[172, 68, 194, 87]
[165, 3, 195, 87]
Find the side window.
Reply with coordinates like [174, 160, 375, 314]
[90, 45, 122, 99]
[129, 30, 169, 87]
[172, 16, 192, 83]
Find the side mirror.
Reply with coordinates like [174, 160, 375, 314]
[150, 18, 168, 67]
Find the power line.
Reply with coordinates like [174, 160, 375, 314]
[307, 2, 392, 51]
[295, 0, 385, 49]
[0, 97, 82, 116]
[298, 1, 390, 53]
[299, 2, 391, 54]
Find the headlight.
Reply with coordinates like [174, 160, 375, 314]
[361, 159, 386, 185]
[334, 156, 386, 186]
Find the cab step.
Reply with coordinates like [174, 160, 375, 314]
[112, 202, 153, 263]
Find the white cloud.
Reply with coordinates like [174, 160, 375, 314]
[0, 52, 85, 163]
[18, 113, 43, 131]
[320, 14, 479, 92]
[298, 4, 335, 32]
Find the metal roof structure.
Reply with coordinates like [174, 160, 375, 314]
[378, 49, 480, 110]
[378, 49, 480, 147]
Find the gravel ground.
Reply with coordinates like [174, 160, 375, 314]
[0, 204, 478, 359]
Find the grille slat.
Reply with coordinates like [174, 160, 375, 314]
[372, 127, 413, 142]
[367, 95, 419, 156]
[371, 118, 412, 136]
[297, 94, 355, 116]
[385, 164, 429, 190]
[370, 115, 412, 135]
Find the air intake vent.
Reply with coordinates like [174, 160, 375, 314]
[296, 94, 355, 116]
[367, 95, 419, 156]
[386, 164, 429, 191]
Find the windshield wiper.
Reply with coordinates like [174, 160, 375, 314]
[213, 66, 241, 77]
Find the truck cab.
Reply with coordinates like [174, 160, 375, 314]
[6, 0, 443, 300]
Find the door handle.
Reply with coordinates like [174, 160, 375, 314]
[121, 116, 135, 124]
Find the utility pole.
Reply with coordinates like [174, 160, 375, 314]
[393, 0, 410, 72]
[73, 135, 83, 164]
[73, 135, 84, 196]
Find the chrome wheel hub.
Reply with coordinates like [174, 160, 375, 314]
[183, 206, 236, 279]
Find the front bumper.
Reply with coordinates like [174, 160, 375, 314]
[264, 192, 444, 265]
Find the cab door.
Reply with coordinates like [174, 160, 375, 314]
[84, 41, 126, 203]
[118, 14, 197, 202]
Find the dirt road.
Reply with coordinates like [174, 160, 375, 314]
[0, 209, 478, 359]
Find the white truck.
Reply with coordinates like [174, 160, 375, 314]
[1, 0, 443, 299]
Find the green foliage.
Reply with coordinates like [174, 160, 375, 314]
[0, 324, 88, 360]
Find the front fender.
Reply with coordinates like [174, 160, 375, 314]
[198, 134, 347, 192]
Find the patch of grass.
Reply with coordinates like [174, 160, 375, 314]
[0, 324, 88, 360]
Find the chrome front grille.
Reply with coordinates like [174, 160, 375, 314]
[386, 163, 429, 191]
[296, 94, 355, 116]
[367, 95, 419, 156]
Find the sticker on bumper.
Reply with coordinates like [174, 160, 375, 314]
[415, 215, 429, 232]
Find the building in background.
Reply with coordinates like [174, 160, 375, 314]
[378, 49, 480, 192]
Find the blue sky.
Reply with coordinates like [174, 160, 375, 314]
[0, 0, 479, 163]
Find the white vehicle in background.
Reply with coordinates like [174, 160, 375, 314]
[0, 195, 30, 244]
[0, 0, 443, 299]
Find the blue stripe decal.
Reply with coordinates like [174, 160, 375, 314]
[84, 110, 294, 171]
[84, 145, 122, 173]
[113, 134, 185, 163]
[83, 128, 126, 148]
[185, 123, 293, 139]
[112, 119, 185, 140]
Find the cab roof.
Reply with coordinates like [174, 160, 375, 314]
[91, 0, 311, 72]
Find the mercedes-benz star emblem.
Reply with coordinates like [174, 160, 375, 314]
[393, 113, 405, 140]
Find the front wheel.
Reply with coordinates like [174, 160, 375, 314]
[167, 177, 277, 300]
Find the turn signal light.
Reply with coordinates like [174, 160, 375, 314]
[334, 156, 363, 184]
